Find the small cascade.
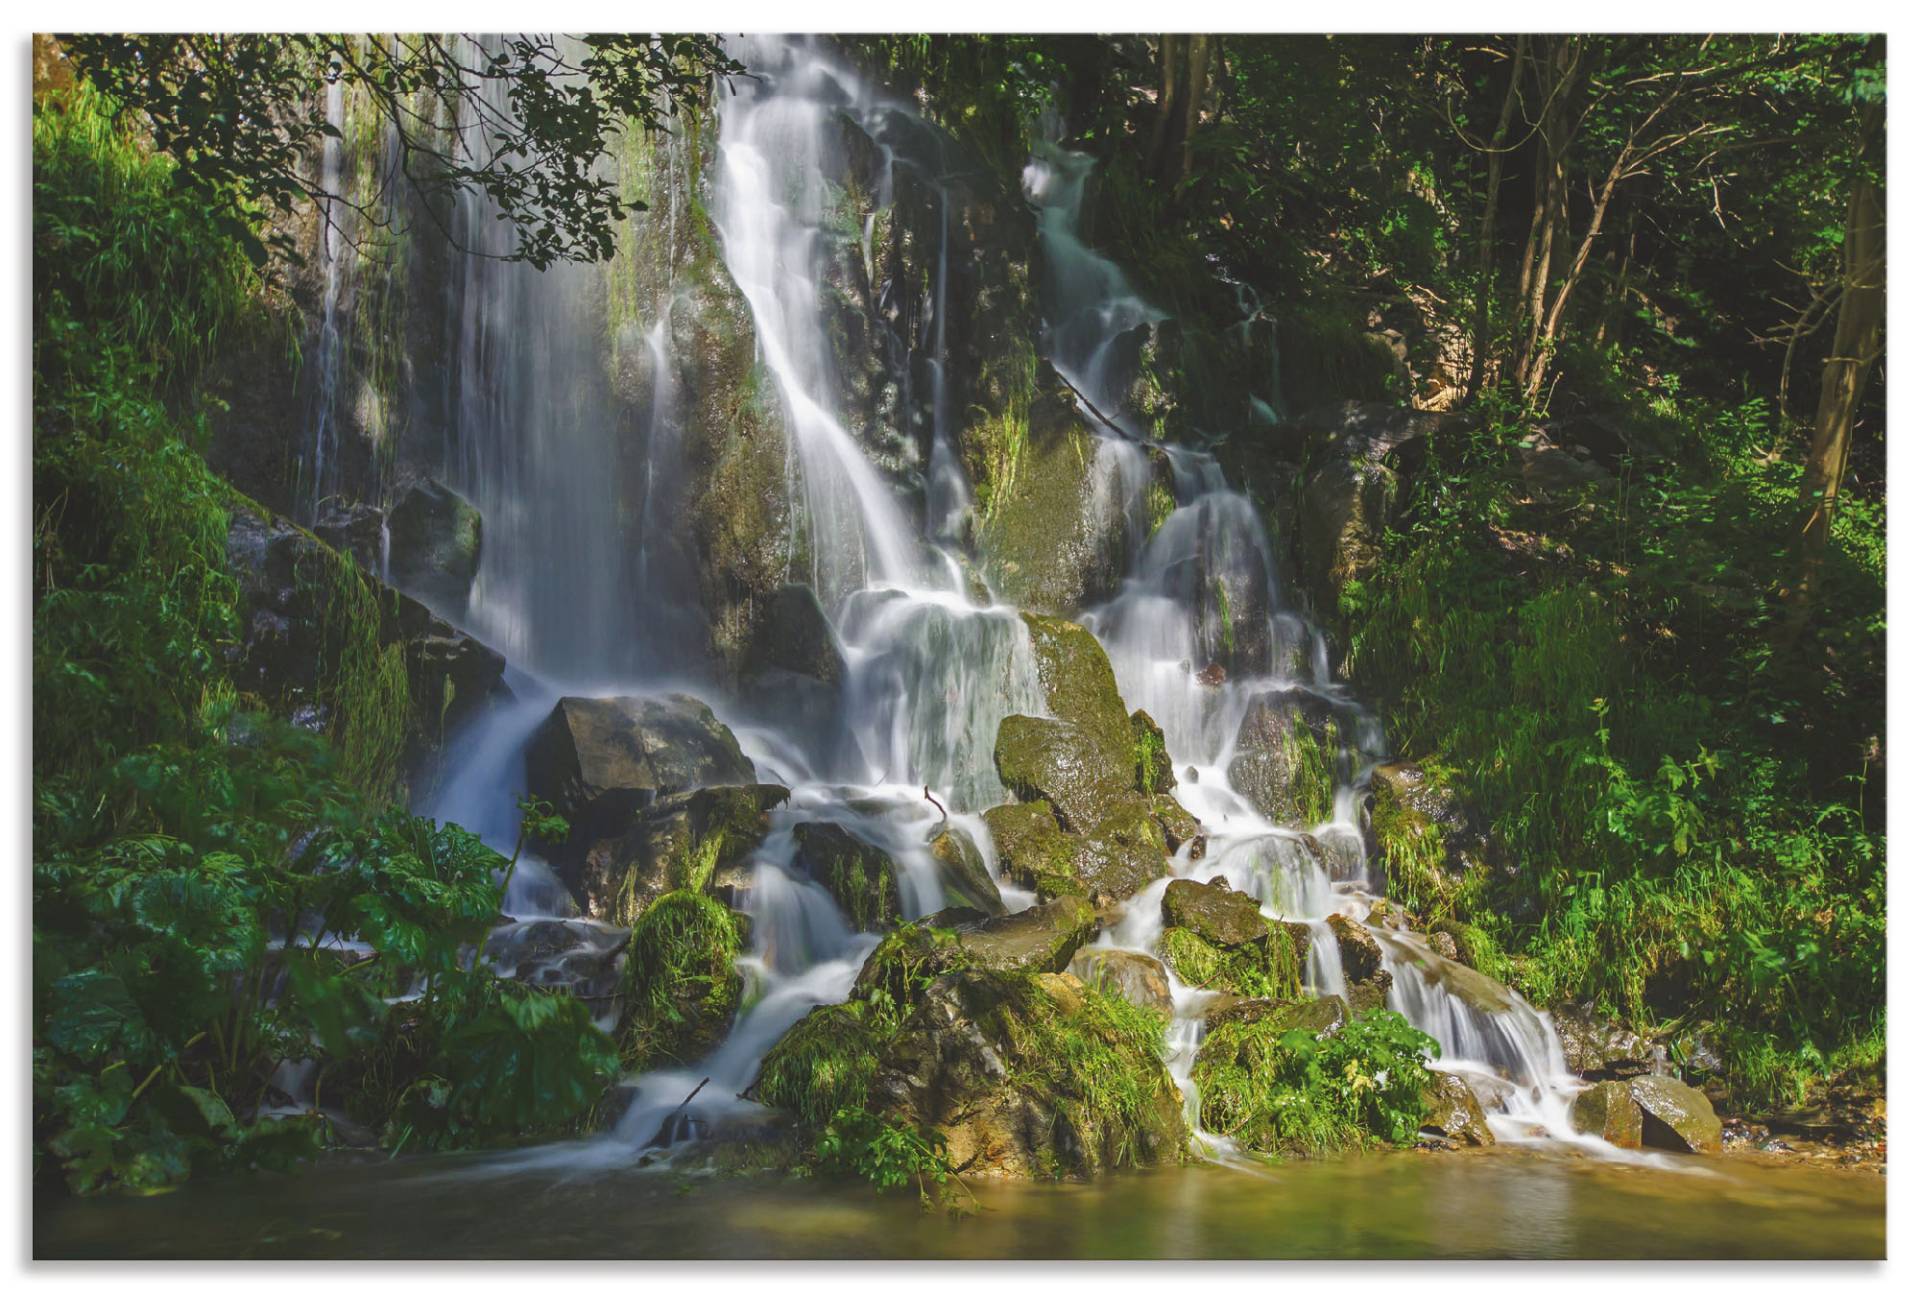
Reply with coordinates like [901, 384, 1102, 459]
[299, 77, 348, 520]
[1025, 138, 1595, 1154]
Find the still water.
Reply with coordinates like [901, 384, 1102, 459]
[37, 1146, 1883, 1259]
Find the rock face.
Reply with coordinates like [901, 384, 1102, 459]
[1421, 1072, 1495, 1147]
[225, 506, 507, 788]
[1226, 688, 1348, 828]
[792, 821, 900, 932]
[385, 479, 483, 608]
[985, 614, 1173, 904]
[578, 784, 790, 923]
[868, 968, 1187, 1179]
[1067, 947, 1174, 1020]
[737, 583, 850, 770]
[1628, 1075, 1722, 1154]
[525, 694, 755, 841]
[953, 896, 1098, 974]
[1571, 1080, 1644, 1148]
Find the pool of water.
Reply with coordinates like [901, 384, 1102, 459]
[35, 1144, 1884, 1259]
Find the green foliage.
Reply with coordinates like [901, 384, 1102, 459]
[1341, 390, 1884, 1108]
[62, 33, 742, 269]
[752, 1004, 884, 1131]
[815, 1108, 969, 1213]
[1192, 1008, 1437, 1157]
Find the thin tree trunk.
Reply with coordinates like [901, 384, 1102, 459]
[1469, 37, 1526, 397]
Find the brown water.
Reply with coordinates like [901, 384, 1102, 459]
[35, 1143, 1883, 1260]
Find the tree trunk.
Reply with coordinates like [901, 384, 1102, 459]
[1468, 37, 1526, 397]
[1788, 177, 1885, 599]
[1513, 38, 1585, 384]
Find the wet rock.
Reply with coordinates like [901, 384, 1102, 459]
[1226, 687, 1347, 827]
[385, 479, 482, 609]
[1571, 1080, 1644, 1148]
[1552, 1005, 1665, 1081]
[792, 821, 901, 932]
[869, 967, 1186, 1180]
[1629, 1075, 1722, 1154]
[1427, 930, 1459, 961]
[737, 582, 851, 770]
[928, 826, 1008, 917]
[1203, 993, 1349, 1037]
[1365, 761, 1492, 910]
[1421, 1072, 1495, 1147]
[995, 715, 1132, 834]
[312, 500, 386, 571]
[1163, 877, 1269, 946]
[954, 895, 1097, 974]
[1130, 709, 1175, 794]
[1148, 793, 1201, 852]
[1324, 913, 1383, 982]
[982, 796, 1168, 905]
[525, 694, 755, 841]
[1066, 947, 1173, 1020]
[482, 917, 626, 1007]
[579, 784, 790, 923]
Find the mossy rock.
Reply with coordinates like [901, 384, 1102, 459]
[792, 821, 900, 933]
[1147, 792, 1200, 851]
[1157, 878, 1300, 999]
[994, 714, 1132, 835]
[618, 890, 746, 1068]
[745, 1001, 883, 1129]
[1421, 1071, 1495, 1147]
[981, 797, 1168, 904]
[1162, 877, 1269, 946]
[1130, 709, 1175, 794]
[1572, 1079, 1644, 1148]
[385, 479, 482, 610]
[1628, 1075, 1722, 1154]
[1019, 612, 1133, 752]
[851, 920, 973, 1014]
[982, 800, 1082, 899]
[870, 967, 1186, 1179]
[581, 783, 790, 925]
[1067, 947, 1174, 1020]
[1226, 689, 1346, 828]
[525, 693, 755, 843]
[955, 895, 1098, 974]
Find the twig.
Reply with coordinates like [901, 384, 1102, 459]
[1053, 368, 1133, 439]
[924, 786, 948, 821]
[644, 1076, 712, 1151]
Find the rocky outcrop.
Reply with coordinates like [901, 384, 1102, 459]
[225, 505, 507, 790]
[867, 968, 1187, 1179]
[953, 895, 1098, 974]
[1066, 947, 1173, 1020]
[1202, 992, 1349, 1038]
[737, 583, 850, 769]
[985, 614, 1174, 903]
[792, 821, 900, 932]
[524, 694, 755, 842]
[385, 479, 483, 609]
[1226, 687, 1349, 828]
[1325, 913, 1394, 1010]
[577, 783, 790, 923]
[1552, 1005, 1666, 1082]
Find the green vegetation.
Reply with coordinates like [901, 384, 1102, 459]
[619, 890, 744, 1067]
[1192, 1008, 1438, 1157]
[1158, 925, 1299, 1000]
[33, 63, 615, 1197]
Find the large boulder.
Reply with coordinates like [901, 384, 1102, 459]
[525, 694, 755, 841]
[1552, 1005, 1666, 1082]
[1203, 992, 1349, 1038]
[1571, 1079, 1644, 1148]
[1162, 876, 1269, 946]
[1324, 913, 1393, 1010]
[1628, 1074, 1722, 1154]
[578, 784, 789, 924]
[982, 798, 1168, 904]
[868, 968, 1186, 1179]
[994, 716, 1131, 834]
[791, 821, 900, 932]
[385, 479, 483, 609]
[1067, 947, 1174, 1020]
[1226, 687, 1348, 828]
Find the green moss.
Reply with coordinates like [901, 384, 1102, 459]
[751, 1001, 883, 1129]
[309, 546, 411, 803]
[620, 890, 744, 1068]
[1158, 924, 1299, 999]
[1274, 714, 1338, 826]
[854, 921, 969, 1022]
[826, 855, 898, 933]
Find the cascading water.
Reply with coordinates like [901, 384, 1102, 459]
[1020, 135, 1606, 1155]
[412, 34, 1606, 1167]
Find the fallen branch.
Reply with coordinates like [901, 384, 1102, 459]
[924, 786, 948, 821]
[1053, 368, 1133, 439]
[642, 1076, 710, 1151]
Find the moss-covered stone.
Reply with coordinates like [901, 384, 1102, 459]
[1157, 878, 1300, 999]
[385, 478, 482, 609]
[994, 714, 1131, 835]
[1130, 708, 1175, 794]
[792, 821, 900, 933]
[619, 889, 745, 1068]
[981, 797, 1168, 903]
[746, 1001, 884, 1129]
[1226, 691, 1344, 828]
[981, 800, 1081, 898]
[1572, 1079, 1644, 1148]
[928, 825, 1008, 916]
[582, 783, 790, 924]
[1421, 1071, 1495, 1147]
[1067, 947, 1174, 1020]
[955, 895, 1097, 974]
